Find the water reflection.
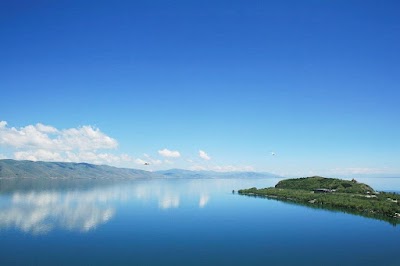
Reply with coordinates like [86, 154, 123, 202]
[1, 177, 398, 235]
[159, 195, 180, 209]
[0, 179, 238, 234]
[199, 194, 209, 208]
[0, 188, 118, 234]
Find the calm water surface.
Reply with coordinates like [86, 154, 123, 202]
[1, 177, 400, 266]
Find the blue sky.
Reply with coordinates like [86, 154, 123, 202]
[1, 1, 399, 176]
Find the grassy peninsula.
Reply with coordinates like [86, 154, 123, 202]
[238, 176, 400, 225]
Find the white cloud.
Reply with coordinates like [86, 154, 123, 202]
[189, 163, 254, 172]
[133, 154, 162, 166]
[144, 154, 162, 165]
[0, 121, 117, 151]
[35, 123, 58, 134]
[199, 150, 211, 160]
[11, 149, 135, 165]
[134, 158, 147, 165]
[158, 148, 181, 158]
[0, 121, 140, 166]
[14, 150, 64, 162]
[70, 152, 133, 165]
[61, 126, 117, 151]
[212, 165, 254, 172]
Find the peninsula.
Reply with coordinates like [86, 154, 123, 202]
[238, 176, 400, 225]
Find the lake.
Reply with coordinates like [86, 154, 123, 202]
[1, 177, 400, 265]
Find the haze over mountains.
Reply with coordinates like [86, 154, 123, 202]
[157, 169, 280, 179]
[0, 159, 281, 179]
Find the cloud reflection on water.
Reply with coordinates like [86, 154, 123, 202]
[199, 194, 209, 208]
[159, 195, 180, 209]
[0, 179, 216, 234]
[0, 190, 117, 234]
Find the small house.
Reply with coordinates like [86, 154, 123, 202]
[313, 188, 333, 193]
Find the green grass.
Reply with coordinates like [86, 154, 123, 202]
[274, 176, 374, 194]
[238, 177, 400, 225]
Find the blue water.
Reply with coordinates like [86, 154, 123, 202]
[1, 178, 400, 265]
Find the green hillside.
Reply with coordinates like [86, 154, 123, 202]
[0, 159, 279, 180]
[0, 159, 155, 179]
[275, 176, 374, 194]
[239, 176, 400, 225]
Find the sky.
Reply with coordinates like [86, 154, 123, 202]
[1, 1, 399, 177]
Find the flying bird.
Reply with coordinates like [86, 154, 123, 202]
[144, 162, 150, 165]
[270, 152, 276, 156]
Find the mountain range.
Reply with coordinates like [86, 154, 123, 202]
[0, 159, 281, 179]
[156, 168, 280, 179]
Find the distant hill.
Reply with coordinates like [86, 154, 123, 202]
[0, 159, 155, 179]
[156, 168, 281, 179]
[0, 160, 281, 179]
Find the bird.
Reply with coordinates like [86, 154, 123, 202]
[144, 162, 150, 165]
[270, 152, 276, 156]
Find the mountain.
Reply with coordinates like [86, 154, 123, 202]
[0, 159, 155, 179]
[0, 160, 281, 179]
[156, 169, 281, 179]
